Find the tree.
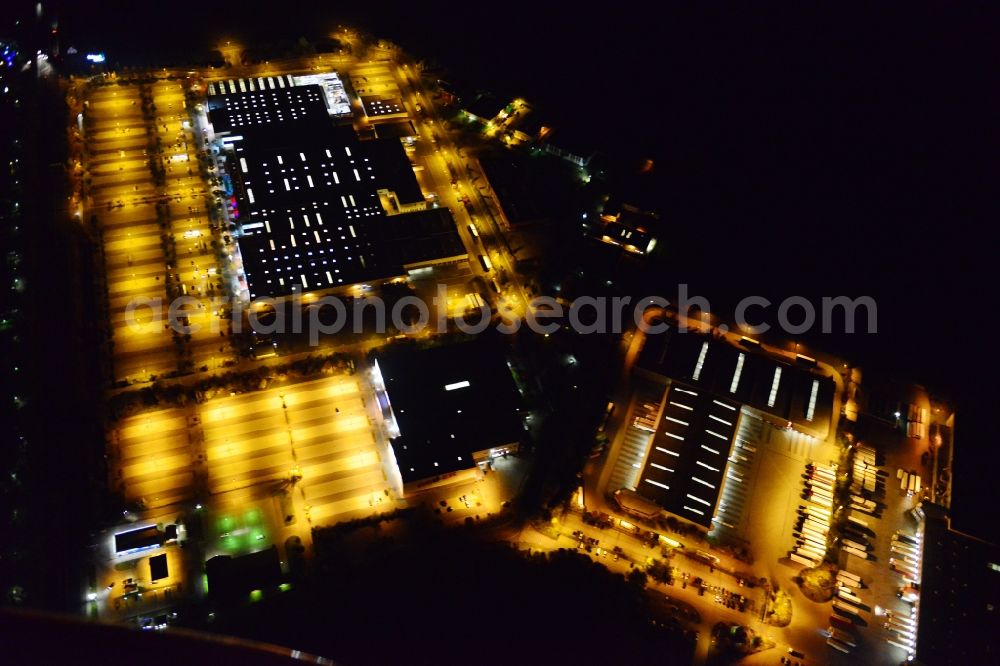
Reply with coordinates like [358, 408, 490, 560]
[626, 569, 648, 589]
[647, 560, 672, 585]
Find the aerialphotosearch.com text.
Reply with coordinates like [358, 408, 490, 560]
[126, 284, 877, 345]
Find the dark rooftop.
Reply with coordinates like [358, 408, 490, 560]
[635, 383, 738, 528]
[465, 93, 501, 121]
[359, 136, 425, 204]
[208, 84, 461, 298]
[373, 337, 523, 484]
[205, 546, 282, 601]
[207, 83, 330, 136]
[364, 207, 468, 272]
[540, 125, 594, 163]
[113, 524, 163, 553]
[148, 553, 168, 582]
[916, 503, 1000, 664]
[638, 329, 834, 437]
[516, 112, 546, 138]
[596, 220, 655, 254]
[478, 155, 547, 227]
[373, 120, 418, 140]
[361, 95, 406, 117]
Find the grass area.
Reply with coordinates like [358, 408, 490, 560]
[214, 509, 269, 555]
[767, 588, 793, 627]
[796, 563, 837, 602]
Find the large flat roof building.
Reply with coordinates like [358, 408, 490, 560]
[915, 503, 1000, 665]
[637, 330, 835, 438]
[613, 326, 836, 529]
[634, 383, 739, 528]
[371, 337, 524, 490]
[361, 95, 406, 120]
[207, 73, 352, 118]
[205, 74, 466, 299]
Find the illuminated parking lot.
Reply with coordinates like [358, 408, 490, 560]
[84, 80, 231, 384]
[111, 374, 388, 525]
[151, 80, 232, 372]
[101, 372, 388, 620]
[113, 406, 194, 511]
[85, 84, 176, 382]
[202, 375, 389, 526]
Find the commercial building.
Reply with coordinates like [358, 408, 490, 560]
[537, 125, 594, 168]
[631, 383, 739, 528]
[462, 92, 502, 124]
[113, 523, 179, 556]
[205, 545, 282, 602]
[371, 337, 524, 492]
[613, 327, 835, 529]
[915, 502, 1000, 665]
[478, 155, 549, 228]
[372, 120, 418, 140]
[593, 200, 659, 256]
[361, 95, 407, 120]
[637, 331, 835, 438]
[206, 73, 352, 118]
[205, 74, 467, 300]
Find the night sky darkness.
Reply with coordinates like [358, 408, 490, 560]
[49, 1, 998, 538]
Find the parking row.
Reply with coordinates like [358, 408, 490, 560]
[151, 82, 232, 374]
[85, 84, 178, 382]
[789, 460, 837, 566]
